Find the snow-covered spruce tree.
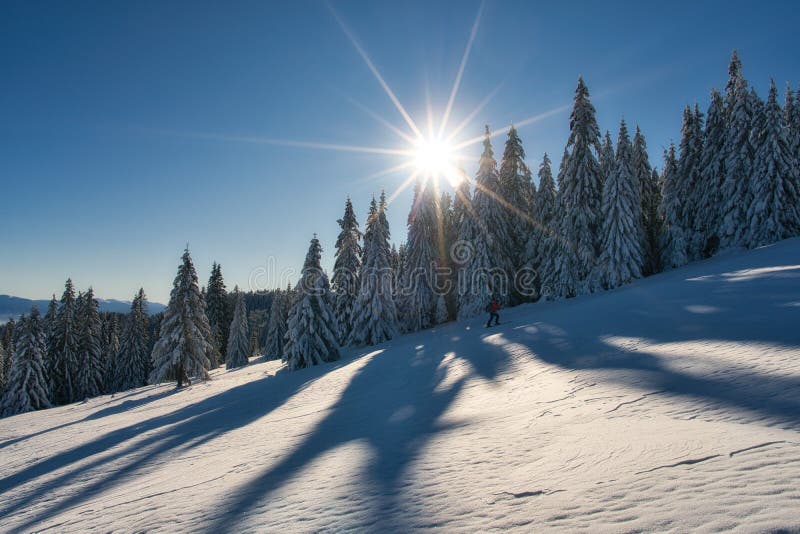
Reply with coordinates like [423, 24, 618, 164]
[557, 77, 604, 295]
[522, 154, 557, 298]
[694, 89, 727, 258]
[599, 120, 644, 289]
[785, 84, 797, 152]
[473, 126, 515, 293]
[660, 144, 688, 269]
[283, 236, 340, 370]
[115, 289, 150, 391]
[50, 279, 80, 405]
[331, 197, 362, 344]
[719, 51, 756, 249]
[498, 126, 534, 281]
[150, 247, 215, 387]
[456, 174, 496, 319]
[1, 307, 51, 416]
[76, 288, 105, 399]
[746, 80, 800, 246]
[789, 83, 800, 155]
[263, 290, 288, 360]
[632, 126, 659, 275]
[101, 314, 120, 393]
[438, 190, 456, 319]
[398, 180, 440, 332]
[0, 340, 6, 393]
[348, 194, 400, 346]
[225, 287, 251, 369]
[205, 262, 229, 366]
[600, 130, 615, 184]
[676, 105, 705, 260]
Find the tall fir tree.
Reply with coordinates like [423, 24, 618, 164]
[719, 50, 756, 248]
[102, 313, 120, 393]
[349, 194, 400, 345]
[51, 279, 80, 405]
[331, 197, 362, 344]
[150, 248, 216, 387]
[205, 262, 229, 366]
[438, 190, 456, 319]
[76, 288, 105, 399]
[631, 126, 659, 275]
[695, 89, 727, 257]
[498, 125, 534, 285]
[472, 126, 515, 299]
[284, 236, 340, 369]
[523, 154, 557, 298]
[660, 144, 688, 268]
[264, 290, 288, 360]
[226, 287, 251, 369]
[599, 120, 644, 288]
[115, 289, 151, 391]
[456, 177, 496, 318]
[1, 307, 51, 416]
[600, 130, 616, 184]
[676, 104, 706, 260]
[555, 77, 604, 295]
[399, 181, 441, 332]
[746, 80, 800, 246]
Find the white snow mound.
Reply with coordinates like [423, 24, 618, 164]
[2, 239, 800, 532]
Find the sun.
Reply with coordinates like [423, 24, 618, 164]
[413, 136, 462, 186]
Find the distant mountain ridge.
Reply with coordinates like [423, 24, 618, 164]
[0, 294, 166, 323]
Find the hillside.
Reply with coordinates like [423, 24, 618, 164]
[1, 239, 799, 532]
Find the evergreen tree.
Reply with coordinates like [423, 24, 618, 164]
[472, 126, 515, 299]
[399, 181, 440, 332]
[226, 287, 251, 369]
[676, 104, 706, 260]
[331, 197, 362, 344]
[599, 120, 643, 288]
[76, 288, 105, 399]
[438, 190, 456, 319]
[349, 194, 400, 346]
[719, 51, 756, 248]
[784, 83, 798, 156]
[0, 340, 6, 393]
[284, 236, 340, 369]
[600, 130, 615, 184]
[1, 307, 51, 416]
[555, 77, 604, 295]
[264, 290, 288, 360]
[660, 144, 688, 268]
[498, 125, 534, 282]
[746, 80, 800, 246]
[102, 314, 120, 393]
[523, 154, 557, 298]
[695, 89, 727, 257]
[205, 262, 229, 366]
[150, 248, 215, 387]
[631, 126, 659, 275]
[51, 279, 80, 405]
[456, 175, 496, 319]
[115, 289, 151, 391]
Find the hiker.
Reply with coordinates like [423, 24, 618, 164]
[486, 298, 501, 327]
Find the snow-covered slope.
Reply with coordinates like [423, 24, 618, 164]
[2, 240, 799, 533]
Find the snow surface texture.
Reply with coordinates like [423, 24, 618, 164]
[1, 239, 800, 532]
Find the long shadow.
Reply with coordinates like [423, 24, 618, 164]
[0, 387, 179, 452]
[502, 253, 800, 429]
[207, 323, 516, 532]
[0, 363, 339, 533]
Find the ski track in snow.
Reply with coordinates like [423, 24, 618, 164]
[2, 239, 800, 532]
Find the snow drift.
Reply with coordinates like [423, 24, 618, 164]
[1, 239, 799, 532]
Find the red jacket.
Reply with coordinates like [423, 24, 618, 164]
[489, 301, 501, 312]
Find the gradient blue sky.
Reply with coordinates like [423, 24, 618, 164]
[2, 0, 799, 303]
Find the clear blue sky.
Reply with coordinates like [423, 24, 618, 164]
[2, 0, 799, 303]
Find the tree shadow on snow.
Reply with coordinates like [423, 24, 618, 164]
[0, 363, 340, 533]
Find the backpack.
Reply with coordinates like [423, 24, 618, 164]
[485, 303, 492, 312]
